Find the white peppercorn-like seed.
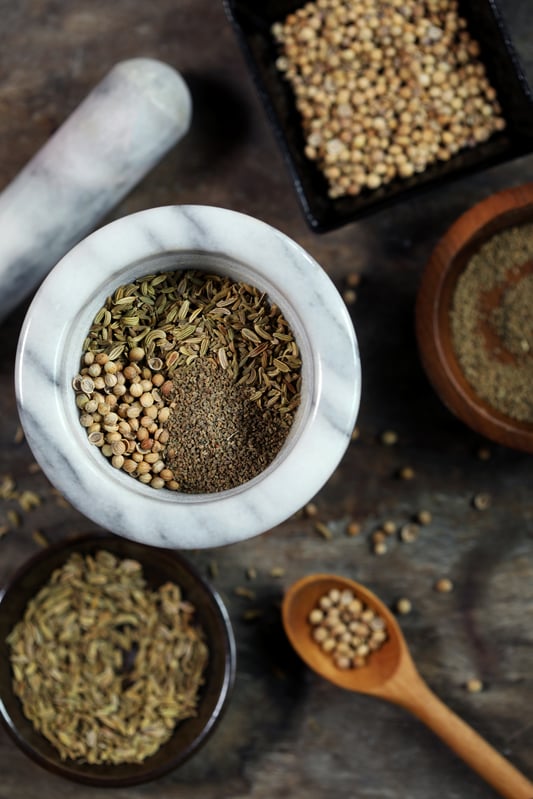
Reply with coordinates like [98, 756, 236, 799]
[400, 523, 420, 543]
[417, 510, 432, 525]
[465, 678, 484, 693]
[435, 577, 454, 593]
[309, 587, 388, 670]
[313, 627, 329, 643]
[395, 597, 412, 615]
[309, 609, 324, 625]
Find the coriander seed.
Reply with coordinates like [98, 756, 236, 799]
[465, 678, 484, 694]
[435, 577, 454, 593]
[309, 586, 388, 669]
[380, 429, 398, 446]
[398, 466, 415, 480]
[395, 597, 412, 615]
[472, 492, 492, 511]
[400, 523, 420, 543]
[346, 521, 361, 536]
[272, 0, 505, 199]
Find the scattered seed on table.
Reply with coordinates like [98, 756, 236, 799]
[472, 492, 492, 511]
[31, 529, 49, 548]
[242, 609, 264, 622]
[416, 510, 432, 526]
[399, 523, 420, 543]
[304, 502, 318, 518]
[315, 521, 333, 540]
[380, 430, 398, 446]
[307, 717, 321, 733]
[373, 541, 388, 556]
[435, 577, 454, 593]
[351, 426, 360, 441]
[246, 566, 257, 580]
[395, 597, 412, 615]
[346, 521, 361, 537]
[234, 586, 256, 600]
[382, 520, 396, 536]
[465, 678, 484, 693]
[13, 426, 24, 444]
[398, 466, 415, 480]
[346, 273, 361, 288]
[208, 560, 219, 579]
[343, 289, 357, 304]
[270, 567, 285, 578]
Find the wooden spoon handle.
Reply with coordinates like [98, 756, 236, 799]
[397, 677, 533, 799]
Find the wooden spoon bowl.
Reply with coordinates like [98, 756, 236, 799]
[282, 574, 533, 799]
[415, 182, 533, 453]
[282, 573, 403, 694]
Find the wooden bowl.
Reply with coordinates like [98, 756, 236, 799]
[415, 182, 533, 453]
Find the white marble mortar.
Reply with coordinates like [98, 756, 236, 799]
[15, 206, 361, 549]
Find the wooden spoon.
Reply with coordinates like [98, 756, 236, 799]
[282, 574, 533, 799]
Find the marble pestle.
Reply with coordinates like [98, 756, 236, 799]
[0, 58, 192, 324]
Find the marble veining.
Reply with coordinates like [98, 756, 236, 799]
[0, 58, 192, 323]
[16, 206, 361, 549]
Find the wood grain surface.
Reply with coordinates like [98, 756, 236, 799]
[0, 1, 532, 798]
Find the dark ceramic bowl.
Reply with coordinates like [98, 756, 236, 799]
[416, 181, 533, 453]
[0, 534, 236, 786]
[224, 0, 533, 232]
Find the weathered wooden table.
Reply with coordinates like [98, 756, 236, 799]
[1, 1, 532, 797]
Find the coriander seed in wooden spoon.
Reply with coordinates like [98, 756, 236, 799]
[282, 574, 533, 799]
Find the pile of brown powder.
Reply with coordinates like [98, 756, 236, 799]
[166, 358, 291, 493]
[450, 223, 533, 423]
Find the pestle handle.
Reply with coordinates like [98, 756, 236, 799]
[0, 58, 192, 323]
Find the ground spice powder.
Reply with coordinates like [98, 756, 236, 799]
[166, 358, 291, 493]
[450, 223, 533, 422]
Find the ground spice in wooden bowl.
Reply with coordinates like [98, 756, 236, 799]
[450, 224, 533, 424]
[416, 182, 533, 452]
[73, 269, 302, 493]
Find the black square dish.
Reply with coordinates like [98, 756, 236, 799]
[224, 0, 533, 232]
